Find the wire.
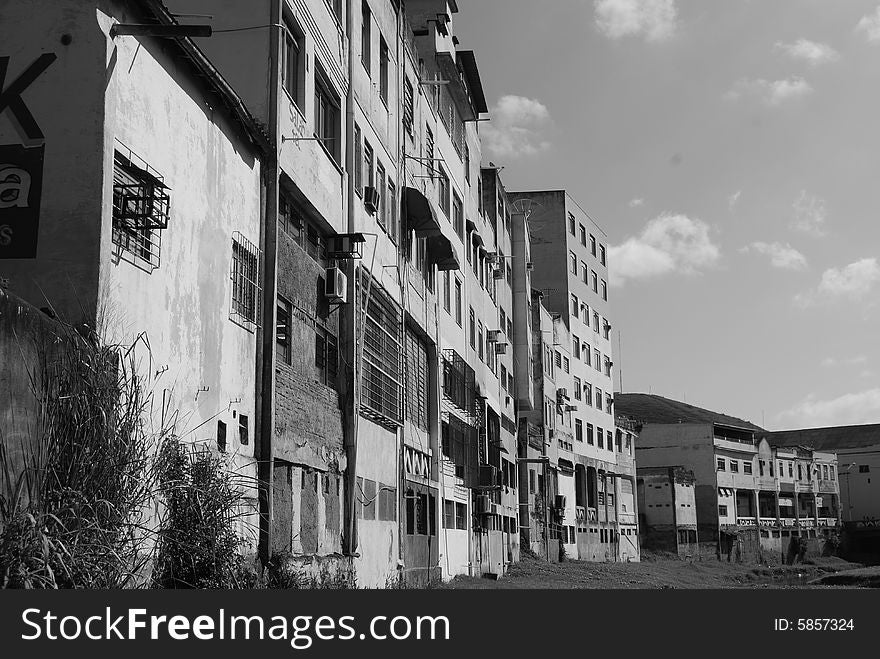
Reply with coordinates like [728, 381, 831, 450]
[213, 23, 284, 34]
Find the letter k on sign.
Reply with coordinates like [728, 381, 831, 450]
[0, 54, 57, 143]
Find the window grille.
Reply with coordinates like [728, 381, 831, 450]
[230, 232, 261, 331]
[405, 327, 429, 431]
[112, 150, 168, 271]
[359, 271, 403, 428]
[442, 349, 476, 421]
[403, 78, 414, 134]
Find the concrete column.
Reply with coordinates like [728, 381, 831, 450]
[774, 490, 780, 524]
[613, 474, 621, 560]
[753, 490, 760, 522]
[732, 487, 737, 525]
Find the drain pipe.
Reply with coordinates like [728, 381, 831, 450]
[342, 0, 360, 558]
[256, 0, 282, 567]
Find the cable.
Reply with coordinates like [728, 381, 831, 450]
[213, 23, 284, 34]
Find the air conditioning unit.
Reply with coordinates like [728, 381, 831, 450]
[487, 329, 504, 343]
[494, 342, 508, 354]
[324, 267, 348, 303]
[476, 494, 491, 514]
[363, 186, 380, 214]
[525, 262, 534, 271]
[326, 234, 365, 260]
[479, 465, 499, 488]
[554, 494, 567, 510]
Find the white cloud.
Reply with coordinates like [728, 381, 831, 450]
[796, 258, 880, 306]
[628, 198, 644, 208]
[856, 6, 880, 42]
[790, 190, 828, 237]
[594, 0, 678, 42]
[740, 241, 807, 270]
[821, 355, 868, 368]
[774, 39, 840, 66]
[724, 77, 813, 106]
[482, 95, 552, 159]
[609, 213, 720, 286]
[728, 190, 741, 211]
[778, 388, 880, 428]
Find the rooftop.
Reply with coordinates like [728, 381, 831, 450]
[615, 393, 763, 432]
[760, 424, 880, 451]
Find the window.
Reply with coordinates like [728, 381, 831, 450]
[575, 419, 583, 443]
[573, 335, 580, 360]
[438, 167, 450, 216]
[593, 311, 600, 333]
[859, 465, 870, 473]
[603, 319, 611, 340]
[570, 251, 578, 274]
[601, 280, 608, 301]
[581, 261, 588, 284]
[594, 348, 601, 371]
[361, 2, 371, 74]
[363, 140, 374, 189]
[573, 377, 582, 400]
[217, 420, 226, 453]
[276, 298, 291, 364]
[591, 271, 599, 293]
[405, 328, 429, 430]
[604, 357, 612, 378]
[605, 394, 612, 414]
[788, 463, 793, 477]
[555, 351, 562, 368]
[730, 460, 739, 473]
[464, 146, 470, 184]
[455, 278, 462, 326]
[830, 466, 835, 481]
[478, 321, 484, 361]
[585, 344, 591, 366]
[281, 16, 304, 109]
[453, 192, 464, 240]
[595, 388, 602, 410]
[314, 63, 341, 163]
[590, 234, 597, 256]
[600, 244, 606, 266]
[587, 423, 594, 445]
[597, 426, 604, 448]
[506, 262, 512, 284]
[571, 294, 579, 318]
[375, 161, 386, 228]
[314, 324, 339, 387]
[230, 233, 260, 330]
[718, 505, 728, 517]
[717, 458, 726, 471]
[584, 383, 592, 406]
[112, 151, 168, 270]
[469, 307, 475, 348]
[379, 37, 389, 105]
[353, 124, 363, 196]
[568, 213, 575, 235]
[387, 179, 397, 243]
[425, 126, 435, 181]
[403, 77, 414, 135]
[443, 272, 451, 312]
[743, 461, 752, 475]
[579, 224, 586, 246]
[563, 357, 570, 373]
[361, 276, 403, 425]
[606, 432, 613, 451]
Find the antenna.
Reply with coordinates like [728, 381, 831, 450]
[617, 329, 623, 393]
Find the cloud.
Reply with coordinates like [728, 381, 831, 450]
[724, 77, 813, 106]
[774, 39, 840, 66]
[609, 213, 720, 286]
[740, 241, 807, 270]
[594, 0, 678, 42]
[856, 6, 880, 42]
[628, 198, 644, 208]
[790, 190, 828, 237]
[777, 388, 880, 428]
[728, 190, 741, 211]
[796, 258, 880, 306]
[821, 355, 868, 368]
[482, 95, 552, 159]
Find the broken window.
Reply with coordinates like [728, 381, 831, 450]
[112, 150, 168, 271]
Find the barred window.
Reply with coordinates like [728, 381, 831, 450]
[230, 232, 261, 331]
[112, 150, 168, 271]
[315, 325, 338, 387]
[405, 327, 429, 430]
[276, 297, 291, 364]
[360, 273, 403, 426]
[354, 124, 363, 196]
[403, 77, 414, 135]
[425, 126, 435, 181]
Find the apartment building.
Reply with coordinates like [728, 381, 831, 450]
[637, 466, 699, 557]
[760, 424, 880, 559]
[508, 189, 634, 562]
[0, 0, 268, 549]
[618, 393, 841, 562]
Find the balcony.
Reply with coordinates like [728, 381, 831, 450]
[736, 517, 757, 527]
[818, 517, 839, 528]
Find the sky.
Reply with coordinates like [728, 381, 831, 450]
[455, 0, 880, 431]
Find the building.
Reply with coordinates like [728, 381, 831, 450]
[1, 0, 269, 551]
[760, 424, 880, 559]
[618, 393, 840, 563]
[637, 466, 698, 557]
[509, 189, 637, 562]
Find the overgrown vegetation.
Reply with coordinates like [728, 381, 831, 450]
[0, 327, 156, 588]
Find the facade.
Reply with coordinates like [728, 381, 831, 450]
[0, 0, 268, 550]
[760, 424, 880, 559]
[509, 189, 638, 562]
[637, 466, 698, 557]
[618, 394, 841, 563]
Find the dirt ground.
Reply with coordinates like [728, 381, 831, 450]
[440, 552, 869, 589]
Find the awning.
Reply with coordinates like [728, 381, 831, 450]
[426, 232, 460, 271]
[471, 230, 484, 248]
[405, 186, 443, 237]
[558, 458, 575, 475]
[718, 487, 734, 498]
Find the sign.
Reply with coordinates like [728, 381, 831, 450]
[0, 143, 44, 258]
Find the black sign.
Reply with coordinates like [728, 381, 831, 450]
[0, 143, 45, 258]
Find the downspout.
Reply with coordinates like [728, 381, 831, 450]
[256, 0, 283, 568]
[342, 0, 359, 557]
